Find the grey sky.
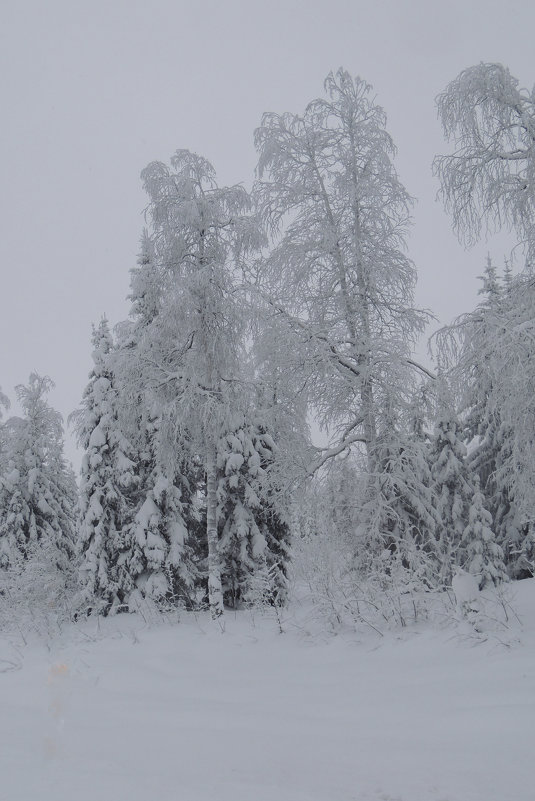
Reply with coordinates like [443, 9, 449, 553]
[1, 0, 533, 467]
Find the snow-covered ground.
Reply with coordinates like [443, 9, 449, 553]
[1, 582, 534, 801]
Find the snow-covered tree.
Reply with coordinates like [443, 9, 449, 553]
[433, 63, 535, 579]
[429, 402, 473, 585]
[0, 388, 8, 422]
[0, 417, 30, 569]
[217, 418, 266, 608]
[217, 417, 291, 608]
[123, 150, 262, 618]
[72, 319, 137, 614]
[461, 477, 507, 589]
[378, 422, 438, 585]
[254, 69, 432, 572]
[0, 387, 10, 490]
[0, 374, 75, 573]
[486, 274, 535, 575]
[112, 233, 204, 609]
[434, 63, 535, 262]
[433, 265, 535, 578]
[125, 409, 198, 609]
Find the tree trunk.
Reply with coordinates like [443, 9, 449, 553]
[206, 438, 224, 619]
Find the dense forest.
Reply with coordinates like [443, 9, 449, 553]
[1, 63, 534, 630]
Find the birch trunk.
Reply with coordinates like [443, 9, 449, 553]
[206, 437, 223, 619]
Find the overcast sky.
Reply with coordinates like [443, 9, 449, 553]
[1, 0, 533, 467]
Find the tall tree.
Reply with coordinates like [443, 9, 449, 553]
[114, 234, 204, 609]
[254, 68, 431, 569]
[126, 150, 262, 618]
[434, 265, 535, 578]
[433, 63, 535, 579]
[72, 319, 138, 614]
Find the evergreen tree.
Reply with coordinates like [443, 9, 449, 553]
[116, 234, 196, 604]
[355, 394, 438, 588]
[461, 477, 507, 589]
[217, 417, 266, 608]
[434, 265, 535, 578]
[0, 417, 31, 569]
[434, 62, 535, 577]
[125, 409, 198, 608]
[0, 387, 8, 428]
[0, 374, 75, 573]
[217, 417, 291, 608]
[430, 404, 472, 585]
[72, 320, 137, 614]
[252, 426, 292, 606]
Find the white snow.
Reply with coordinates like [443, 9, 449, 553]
[452, 568, 480, 605]
[1, 581, 534, 801]
[88, 424, 107, 450]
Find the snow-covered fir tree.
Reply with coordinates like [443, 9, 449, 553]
[125, 409, 198, 609]
[112, 233, 203, 609]
[488, 274, 535, 577]
[430, 400, 475, 585]
[430, 386, 503, 593]
[434, 263, 535, 579]
[461, 476, 507, 589]
[352, 387, 438, 589]
[0, 374, 75, 573]
[452, 259, 521, 572]
[217, 418, 267, 608]
[252, 427, 292, 606]
[380, 422, 438, 586]
[72, 319, 137, 614]
[0, 388, 11, 532]
[217, 417, 291, 608]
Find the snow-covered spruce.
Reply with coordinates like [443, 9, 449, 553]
[429, 403, 473, 585]
[0, 374, 76, 603]
[434, 260, 535, 579]
[217, 418, 290, 608]
[461, 477, 507, 589]
[125, 411, 198, 610]
[72, 319, 138, 614]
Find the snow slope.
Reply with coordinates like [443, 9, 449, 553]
[1, 581, 534, 801]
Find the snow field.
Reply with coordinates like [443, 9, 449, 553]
[1, 581, 534, 801]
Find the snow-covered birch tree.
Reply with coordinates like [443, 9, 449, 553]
[254, 68, 431, 568]
[128, 150, 262, 618]
[434, 63, 535, 263]
[433, 66, 535, 574]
